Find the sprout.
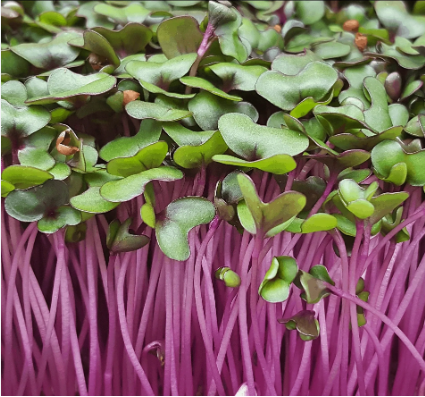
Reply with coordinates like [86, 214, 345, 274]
[2, 1, 425, 396]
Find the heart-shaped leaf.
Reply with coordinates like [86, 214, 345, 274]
[107, 218, 150, 253]
[1, 100, 51, 141]
[209, 63, 267, 92]
[374, 1, 425, 39]
[2, 165, 53, 189]
[371, 139, 425, 186]
[278, 310, 320, 341]
[339, 65, 376, 108]
[156, 197, 215, 261]
[100, 166, 183, 203]
[271, 50, 323, 76]
[100, 119, 162, 161]
[329, 126, 403, 151]
[297, 269, 331, 304]
[172, 130, 228, 169]
[363, 77, 394, 132]
[1, 80, 27, 106]
[211, 3, 249, 63]
[237, 173, 306, 236]
[126, 54, 197, 99]
[259, 256, 298, 303]
[1, 49, 30, 78]
[93, 23, 152, 57]
[314, 104, 367, 136]
[107, 141, 168, 177]
[68, 30, 120, 69]
[93, 2, 150, 25]
[10, 31, 81, 70]
[256, 61, 338, 111]
[25, 68, 117, 106]
[157, 16, 203, 59]
[295, 1, 325, 25]
[188, 91, 258, 130]
[70, 186, 120, 214]
[37, 205, 81, 234]
[218, 113, 309, 160]
[5, 180, 69, 222]
[125, 101, 192, 122]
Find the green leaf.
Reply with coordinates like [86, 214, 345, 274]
[106, 218, 150, 253]
[295, 1, 325, 25]
[371, 42, 425, 70]
[26, 68, 117, 106]
[107, 141, 168, 177]
[99, 119, 162, 161]
[1, 49, 30, 78]
[218, 113, 309, 160]
[278, 310, 320, 340]
[212, 4, 249, 63]
[125, 101, 192, 122]
[156, 197, 215, 261]
[271, 50, 323, 76]
[405, 115, 425, 138]
[1, 99, 51, 139]
[301, 213, 337, 233]
[1, 80, 27, 106]
[10, 31, 81, 69]
[298, 270, 330, 304]
[140, 203, 156, 228]
[209, 63, 267, 92]
[1, 180, 15, 197]
[237, 173, 306, 236]
[18, 147, 55, 170]
[37, 206, 81, 234]
[49, 162, 71, 180]
[369, 192, 409, 225]
[180, 76, 242, 101]
[329, 126, 403, 151]
[94, 2, 150, 25]
[65, 222, 87, 243]
[5, 180, 69, 222]
[76, 1, 115, 29]
[339, 65, 376, 108]
[68, 30, 120, 68]
[173, 131, 228, 169]
[363, 77, 393, 132]
[374, 1, 425, 39]
[259, 256, 298, 303]
[188, 91, 258, 130]
[256, 62, 338, 111]
[309, 265, 335, 285]
[70, 186, 119, 214]
[313, 41, 351, 60]
[2, 165, 53, 189]
[157, 16, 203, 59]
[215, 267, 241, 288]
[100, 166, 183, 203]
[371, 139, 425, 186]
[314, 104, 367, 136]
[93, 23, 152, 57]
[401, 80, 423, 101]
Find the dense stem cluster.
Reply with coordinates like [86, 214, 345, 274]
[2, 166, 425, 395]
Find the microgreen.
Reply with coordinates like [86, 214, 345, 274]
[2, 1, 425, 396]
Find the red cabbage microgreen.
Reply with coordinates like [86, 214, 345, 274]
[2, 1, 425, 396]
